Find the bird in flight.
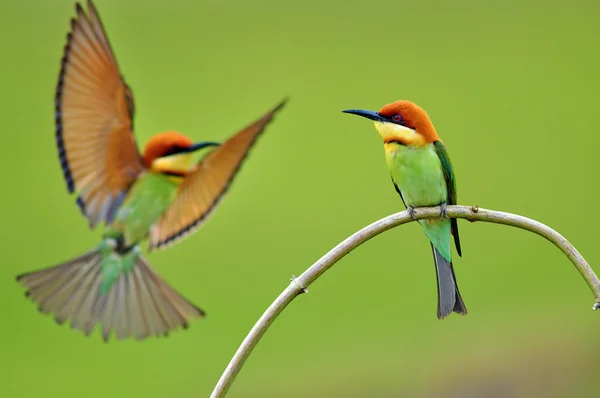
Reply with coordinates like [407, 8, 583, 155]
[16, 0, 287, 341]
[343, 100, 466, 319]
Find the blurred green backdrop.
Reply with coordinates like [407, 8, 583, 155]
[1, 0, 599, 397]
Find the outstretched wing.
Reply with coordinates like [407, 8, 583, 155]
[55, 0, 144, 228]
[433, 140, 461, 256]
[149, 99, 287, 250]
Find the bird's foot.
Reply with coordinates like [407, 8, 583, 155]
[440, 202, 448, 219]
[408, 206, 418, 221]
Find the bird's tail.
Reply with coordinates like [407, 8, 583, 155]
[16, 241, 204, 341]
[431, 244, 467, 319]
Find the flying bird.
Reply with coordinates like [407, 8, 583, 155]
[343, 100, 466, 319]
[16, 0, 287, 341]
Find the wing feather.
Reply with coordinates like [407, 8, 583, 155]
[433, 140, 462, 256]
[149, 100, 287, 250]
[56, 0, 143, 228]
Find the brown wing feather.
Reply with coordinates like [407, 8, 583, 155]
[56, 0, 143, 228]
[149, 99, 287, 250]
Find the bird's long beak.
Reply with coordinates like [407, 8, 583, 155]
[342, 109, 388, 123]
[183, 141, 221, 153]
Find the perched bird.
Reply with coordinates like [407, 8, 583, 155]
[16, 0, 286, 341]
[343, 100, 466, 319]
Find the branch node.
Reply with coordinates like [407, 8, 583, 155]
[467, 205, 480, 222]
[290, 275, 308, 294]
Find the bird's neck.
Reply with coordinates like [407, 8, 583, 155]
[151, 153, 194, 177]
[375, 122, 428, 147]
[383, 141, 435, 164]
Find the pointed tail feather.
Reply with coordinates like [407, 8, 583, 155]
[16, 248, 204, 341]
[431, 244, 467, 319]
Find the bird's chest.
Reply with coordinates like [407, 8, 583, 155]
[108, 172, 180, 243]
[384, 144, 447, 207]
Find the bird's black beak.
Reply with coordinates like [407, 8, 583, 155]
[183, 141, 221, 153]
[342, 109, 388, 122]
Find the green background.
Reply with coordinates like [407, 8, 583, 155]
[1, 0, 599, 396]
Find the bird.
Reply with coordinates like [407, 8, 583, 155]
[342, 100, 466, 319]
[15, 0, 287, 341]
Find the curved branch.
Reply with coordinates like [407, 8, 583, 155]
[210, 205, 600, 397]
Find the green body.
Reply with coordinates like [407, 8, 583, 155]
[105, 172, 179, 244]
[99, 172, 179, 293]
[384, 139, 466, 318]
[385, 142, 451, 261]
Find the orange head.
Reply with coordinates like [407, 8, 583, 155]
[343, 100, 440, 147]
[142, 131, 220, 174]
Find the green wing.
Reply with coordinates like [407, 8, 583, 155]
[433, 140, 462, 256]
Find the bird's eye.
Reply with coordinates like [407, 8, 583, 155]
[392, 114, 403, 123]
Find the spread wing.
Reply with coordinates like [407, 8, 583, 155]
[433, 140, 462, 256]
[149, 99, 287, 250]
[55, 0, 144, 228]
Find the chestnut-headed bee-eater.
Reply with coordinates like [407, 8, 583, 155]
[343, 100, 466, 319]
[16, 0, 287, 341]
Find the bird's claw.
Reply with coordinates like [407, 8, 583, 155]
[440, 202, 448, 219]
[408, 206, 418, 221]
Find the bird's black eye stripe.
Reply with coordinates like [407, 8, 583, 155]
[162, 146, 187, 157]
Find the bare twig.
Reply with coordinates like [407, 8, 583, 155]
[210, 205, 600, 397]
